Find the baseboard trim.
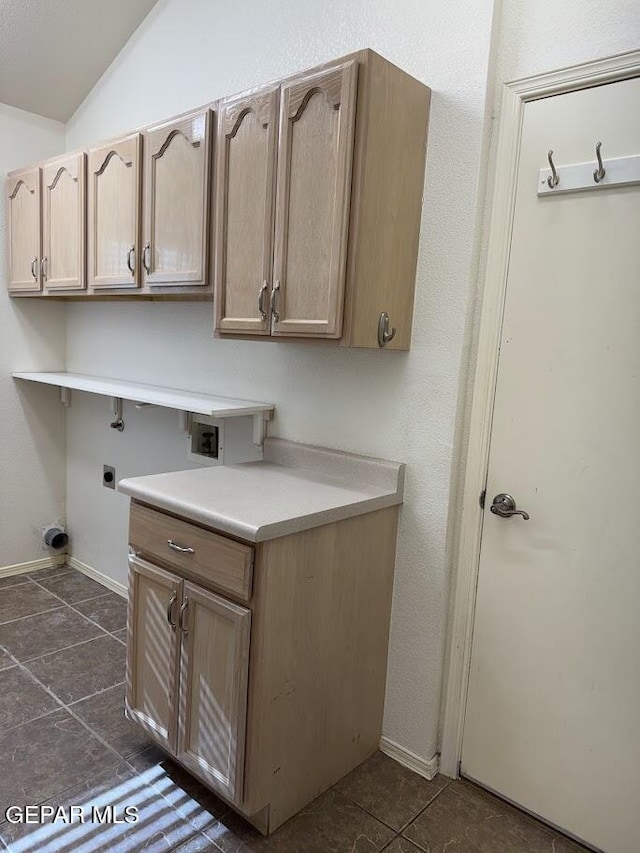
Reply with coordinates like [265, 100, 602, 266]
[0, 554, 67, 578]
[379, 736, 440, 781]
[67, 557, 127, 599]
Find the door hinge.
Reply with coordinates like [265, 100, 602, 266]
[479, 489, 486, 509]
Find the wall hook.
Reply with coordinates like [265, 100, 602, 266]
[378, 312, 396, 348]
[547, 150, 559, 188]
[593, 141, 606, 183]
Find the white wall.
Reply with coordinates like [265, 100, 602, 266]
[64, 0, 496, 762]
[441, 0, 640, 744]
[498, 0, 640, 83]
[0, 104, 66, 566]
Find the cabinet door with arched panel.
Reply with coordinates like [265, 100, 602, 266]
[214, 88, 278, 334]
[271, 61, 358, 338]
[87, 133, 142, 290]
[143, 110, 212, 291]
[42, 152, 86, 292]
[7, 166, 42, 293]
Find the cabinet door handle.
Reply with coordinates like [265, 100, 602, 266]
[142, 242, 151, 274]
[258, 280, 268, 321]
[167, 539, 195, 555]
[31, 257, 39, 280]
[41, 257, 48, 280]
[126, 245, 135, 275]
[166, 593, 177, 631]
[270, 280, 280, 323]
[179, 598, 189, 634]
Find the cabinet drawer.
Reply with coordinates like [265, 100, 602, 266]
[129, 503, 253, 601]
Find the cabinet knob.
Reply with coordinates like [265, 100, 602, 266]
[126, 246, 135, 276]
[30, 257, 39, 281]
[41, 257, 48, 280]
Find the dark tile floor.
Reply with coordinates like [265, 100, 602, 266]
[0, 567, 591, 852]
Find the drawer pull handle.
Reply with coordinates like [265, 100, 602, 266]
[167, 539, 195, 555]
[179, 598, 189, 634]
[166, 593, 177, 631]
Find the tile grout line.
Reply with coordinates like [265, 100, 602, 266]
[0, 573, 131, 735]
[26, 565, 75, 582]
[3, 567, 126, 651]
[66, 680, 126, 709]
[19, 632, 115, 666]
[2, 646, 125, 766]
[0, 603, 66, 628]
[328, 788, 403, 835]
[29, 574, 127, 642]
[396, 779, 455, 839]
[334, 778, 453, 839]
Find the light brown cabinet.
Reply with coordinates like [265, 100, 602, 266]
[126, 497, 400, 834]
[87, 133, 142, 290]
[271, 61, 357, 338]
[6, 166, 42, 293]
[7, 156, 87, 294]
[7, 49, 430, 348]
[127, 555, 250, 803]
[214, 87, 278, 334]
[143, 109, 212, 291]
[214, 61, 358, 339]
[176, 580, 251, 803]
[214, 50, 431, 348]
[42, 152, 86, 291]
[126, 557, 181, 753]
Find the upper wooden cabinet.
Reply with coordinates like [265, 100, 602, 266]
[6, 48, 430, 347]
[143, 110, 212, 290]
[7, 166, 42, 293]
[42, 152, 86, 292]
[215, 88, 278, 334]
[272, 62, 357, 338]
[214, 50, 431, 349]
[7, 157, 86, 294]
[87, 133, 142, 290]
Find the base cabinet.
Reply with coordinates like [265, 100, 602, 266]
[126, 556, 250, 803]
[126, 500, 399, 834]
[177, 581, 251, 803]
[126, 558, 180, 753]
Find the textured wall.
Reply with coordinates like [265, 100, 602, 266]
[0, 103, 66, 566]
[64, 0, 496, 763]
[498, 0, 640, 83]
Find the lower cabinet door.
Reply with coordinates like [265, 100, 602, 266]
[126, 556, 182, 753]
[176, 582, 251, 805]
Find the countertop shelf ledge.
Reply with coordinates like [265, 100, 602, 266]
[12, 371, 275, 419]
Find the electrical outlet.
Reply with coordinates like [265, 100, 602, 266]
[103, 465, 116, 489]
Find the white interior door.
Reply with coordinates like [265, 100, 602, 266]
[462, 76, 640, 853]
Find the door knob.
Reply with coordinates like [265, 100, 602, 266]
[490, 493, 530, 520]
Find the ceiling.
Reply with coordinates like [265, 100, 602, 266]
[0, 0, 160, 121]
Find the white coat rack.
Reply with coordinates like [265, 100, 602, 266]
[537, 142, 640, 197]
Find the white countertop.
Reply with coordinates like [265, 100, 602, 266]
[118, 438, 404, 542]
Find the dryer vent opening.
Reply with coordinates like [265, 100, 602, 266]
[43, 526, 69, 550]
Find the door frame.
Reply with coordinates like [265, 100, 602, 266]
[440, 48, 640, 778]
